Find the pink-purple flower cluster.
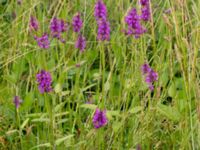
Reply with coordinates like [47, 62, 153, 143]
[124, 0, 151, 38]
[72, 13, 83, 33]
[140, 0, 149, 6]
[13, 96, 22, 109]
[34, 34, 50, 49]
[71, 13, 86, 52]
[97, 19, 110, 41]
[94, 0, 107, 20]
[125, 8, 146, 38]
[17, 0, 22, 5]
[141, 63, 158, 91]
[75, 34, 86, 52]
[94, 0, 110, 41]
[29, 16, 39, 31]
[50, 18, 68, 41]
[36, 70, 52, 94]
[140, 0, 151, 21]
[92, 108, 108, 128]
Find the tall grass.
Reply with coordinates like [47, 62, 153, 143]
[0, 0, 200, 149]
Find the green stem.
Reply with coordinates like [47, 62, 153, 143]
[100, 44, 106, 108]
[44, 94, 54, 149]
[16, 109, 23, 150]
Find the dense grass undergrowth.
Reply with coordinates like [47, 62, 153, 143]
[0, 0, 200, 149]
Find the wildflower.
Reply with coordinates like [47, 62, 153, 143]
[94, 0, 107, 20]
[97, 19, 110, 41]
[12, 12, 16, 20]
[13, 96, 22, 109]
[136, 144, 142, 150]
[125, 8, 140, 29]
[140, 0, 149, 6]
[72, 13, 83, 33]
[36, 70, 52, 93]
[75, 34, 86, 52]
[76, 64, 81, 68]
[92, 108, 108, 128]
[125, 8, 146, 38]
[34, 34, 50, 49]
[141, 63, 158, 91]
[17, 0, 22, 5]
[164, 9, 171, 14]
[50, 18, 67, 39]
[148, 83, 154, 91]
[141, 63, 151, 75]
[29, 16, 39, 31]
[145, 69, 158, 84]
[60, 19, 67, 32]
[141, 4, 150, 21]
[134, 24, 147, 38]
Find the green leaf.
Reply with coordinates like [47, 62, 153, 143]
[31, 118, 50, 123]
[175, 78, 184, 90]
[3, 74, 17, 84]
[168, 82, 176, 97]
[54, 102, 66, 112]
[107, 110, 120, 120]
[104, 82, 110, 92]
[61, 91, 70, 96]
[26, 113, 46, 118]
[20, 118, 29, 129]
[30, 143, 51, 150]
[80, 104, 97, 110]
[160, 71, 169, 86]
[129, 106, 143, 114]
[157, 104, 181, 121]
[55, 135, 74, 146]
[55, 83, 62, 93]
[81, 83, 97, 92]
[112, 121, 123, 133]
[21, 92, 34, 110]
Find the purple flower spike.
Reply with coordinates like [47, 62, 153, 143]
[145, 69, 158, 83]
[141, 63, 151, 75]
[29, 16, 39, 31]
[34, 34, 50, 49]
[141, 63, 158, 91]
[72, 13, 83, 33]
[75, 34, 86, 52]
[50, 18, 68, 39]
[141, 5, 150, 21]
[134, 25, 147, 38]
[125, 8, 140, 29]
[92, 108, 108, 129]
[125, 8, 145, 38]
[148, 84, 154, 91]
[94, 0, 107, 20]
[50, 18, 61, 37]
[60, 19, 68, 32]
[97, 19, 110, 41]
[140, 0, 149, 6]
[36, 70, 52, 94]
[17, 0, 22, 5]
[13, 96, 22, 109]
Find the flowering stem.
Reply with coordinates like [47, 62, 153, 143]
[40, 51, 47, 69]
[149, 1, 156, 53]
[100, 44, 106, 108]
[16, 109, 23, 150]
[44, 94, 54, 149]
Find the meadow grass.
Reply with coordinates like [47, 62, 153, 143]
[0, 0, 200, 149]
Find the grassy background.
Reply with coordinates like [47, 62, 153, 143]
[0, 0, 200, 149]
